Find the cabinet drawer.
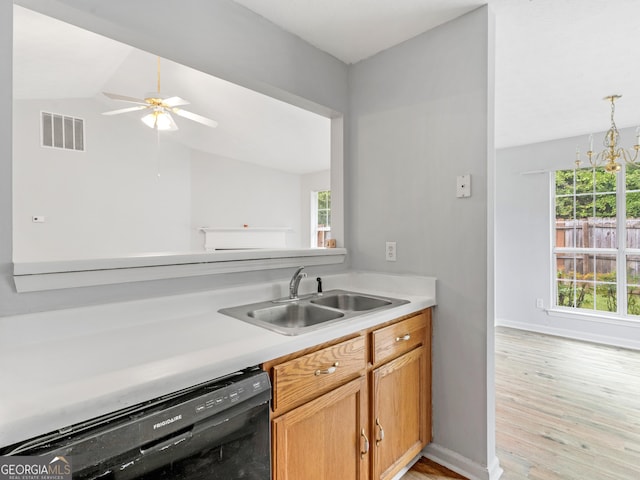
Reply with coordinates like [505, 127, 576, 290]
[272, 335, 366, 415]
[371, 313, 426, 366]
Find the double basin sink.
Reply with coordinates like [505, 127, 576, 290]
[219, 289, 408, 336]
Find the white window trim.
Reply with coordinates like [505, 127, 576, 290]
[545, 306, 640, 327]
[310, 191, 319, 248]
[550, 165, 640, 321]
[310, 190, 331, 248]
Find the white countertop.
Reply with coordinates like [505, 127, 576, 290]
[0, 271, 436, 448]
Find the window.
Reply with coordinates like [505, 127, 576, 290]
[311, 190, 331, 248]
[553, 165, 640, 317]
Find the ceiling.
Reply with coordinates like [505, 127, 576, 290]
[13, 1, 640, 155]
[233, 0, 493, 65]
[13, 6, 331, 176]
[232, 0, 640, 149]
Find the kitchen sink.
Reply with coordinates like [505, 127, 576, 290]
[248, 303, 344, 328]
[219, 289, 408, 335]
[310, 293, 391, 311]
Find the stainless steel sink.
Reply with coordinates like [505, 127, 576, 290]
[219, 289, 408, 335]
[310, 293, 391, 311]
[248, 303, 344, 328]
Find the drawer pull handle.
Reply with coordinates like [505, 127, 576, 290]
[395, 333, 411, 342]
[375, 418, 385, 445]
[315, 362, 339, 376]
[360, 429, 370, 458]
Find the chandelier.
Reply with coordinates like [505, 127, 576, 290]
[574, 95, 640, 173]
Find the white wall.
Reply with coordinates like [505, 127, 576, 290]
[1, 0, 349, 316]
[348, 7, 499, 479]
[14, 97, 313, 260]
[13, 98, 192, 261]
[190, 151, 303, 250]
[300, 169, 330, 247]
[496, 128, 640, 350]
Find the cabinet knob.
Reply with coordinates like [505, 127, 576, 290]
[315, 362, 339, 376]
[360, 428, 370, 458]
[375, 418, 385, 446]
[395, 333, 411, 342]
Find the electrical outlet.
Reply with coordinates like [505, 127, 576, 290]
[536, 298, 544, 309]
[386, 242, 396, 261]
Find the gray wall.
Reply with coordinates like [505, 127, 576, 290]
[496, 128, 640, 350]
[348, 6, 497, 475]
[1, 0, 349, 316]
[2, 1, 498, 475]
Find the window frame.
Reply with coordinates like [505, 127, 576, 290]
[310, 190, 331, 248]
[551, 164, 640, 320]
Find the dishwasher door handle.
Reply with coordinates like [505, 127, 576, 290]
[140, 430, 193, 455]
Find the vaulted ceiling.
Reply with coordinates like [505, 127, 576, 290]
[13, 5, 331, 175]
[14, 1, 640, 154]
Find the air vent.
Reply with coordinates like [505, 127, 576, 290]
[41, 112, 85, 151]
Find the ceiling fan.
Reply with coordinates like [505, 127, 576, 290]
[102, 57, 218, 131]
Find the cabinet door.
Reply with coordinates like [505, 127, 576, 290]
[273, 376, 369, 480]
[372, 346, 428, 480]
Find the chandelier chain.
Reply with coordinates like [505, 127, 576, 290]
[574, 94, 640, 173]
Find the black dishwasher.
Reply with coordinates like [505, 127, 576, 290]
[1, 367, 271, 479]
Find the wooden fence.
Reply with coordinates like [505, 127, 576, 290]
[556, 218, 640, 276]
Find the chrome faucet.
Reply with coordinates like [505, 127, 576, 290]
[289, 266, 307, 299]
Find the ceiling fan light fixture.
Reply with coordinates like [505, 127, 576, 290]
[141, 110, 177, 131]
[102, 57, 217, 130]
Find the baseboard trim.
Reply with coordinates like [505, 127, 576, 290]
[496, 317, 640, 351]
[422, 443, 503, 480]
[487, 455, 504, 480]
[390, 452, 423, 480]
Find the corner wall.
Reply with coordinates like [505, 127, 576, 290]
[348, 6, 499, 479]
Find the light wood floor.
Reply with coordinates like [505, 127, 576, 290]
[495, 326, 640, 480]
[404, 326, 640, 480]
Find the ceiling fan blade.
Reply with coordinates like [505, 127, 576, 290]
[165, 113, 179, 131]
[173, 108, 218, 128]
[163, 96, 190, 107]
[102, 105, 149, 116]
[103, 91, 148, 105]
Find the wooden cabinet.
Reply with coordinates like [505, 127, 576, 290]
[271, 335, 366, 415]
[371, 312, 427, 365]
[272, 376, 368, 480]
[372, 346, 428, 480]
[370, 311, 432, 480]
[265, 335, 368, 480]
[264, 308, 432, 480]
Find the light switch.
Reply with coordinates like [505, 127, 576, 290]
[456, 174, 471, 198]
